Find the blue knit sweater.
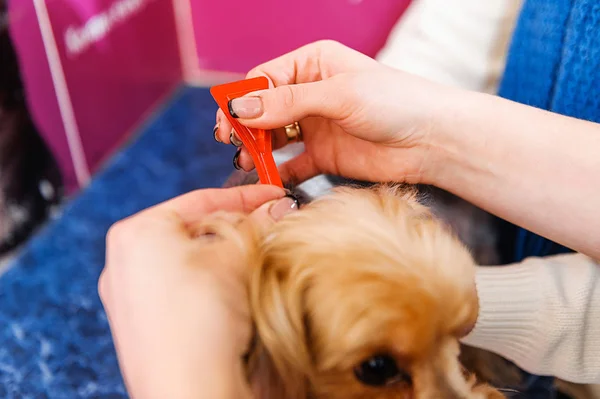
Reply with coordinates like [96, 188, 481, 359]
[498, 0, 600, 262]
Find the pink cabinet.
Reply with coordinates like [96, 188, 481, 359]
[8, 0, 411, 193]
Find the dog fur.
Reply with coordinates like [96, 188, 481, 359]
[210, 182, 512, 398]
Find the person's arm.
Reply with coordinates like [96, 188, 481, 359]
[462, 253, 600, 384]
[213, 40, 600, 258]
[127, 332, 252, 399]
[99, 185, 296, 399]
[431, 90, 600, 259]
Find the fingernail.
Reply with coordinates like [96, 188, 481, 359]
[233, 148, 242, 170]
[230, 130, 243, 147]
[213, 124, 221, 142]
[269, 195, 299, 220]
[228, 97, 263, 119]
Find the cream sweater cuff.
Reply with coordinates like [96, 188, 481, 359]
[462, 261, 544, 373]
[462, 254, 600, 384]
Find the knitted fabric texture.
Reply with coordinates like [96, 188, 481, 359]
[498, 0, 600, 262]
[494, 1, 599, 397]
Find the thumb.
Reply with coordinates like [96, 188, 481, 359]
[240, 194, 300, 237]
[228, 80, 346, 129]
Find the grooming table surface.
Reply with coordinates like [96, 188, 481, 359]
[0, 87, 235, 398]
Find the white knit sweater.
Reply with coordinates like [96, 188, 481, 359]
[464, 255, 600, 384]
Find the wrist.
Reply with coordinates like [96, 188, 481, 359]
[422, 88, 493, 189]
[127, 350, 251, 399]
[124, 314, 251, 399]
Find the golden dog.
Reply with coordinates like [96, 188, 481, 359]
[209, 185, 511, 398]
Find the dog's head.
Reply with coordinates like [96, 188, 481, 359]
[247, 185, 502, 399]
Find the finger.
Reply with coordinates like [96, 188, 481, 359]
[228, 80, 350, 130]
[145, 186, 287, 224]
[229, 130, 243, 147]
[188, 196, 299, 277]
[218, 112, 282, 150]
[187, 211, 247, 241]
[215, 109, 234, 144]
[238, 194, 300, 238]
[98, 269, 109, 303]
[230, 127, 289, 173]
[271, 127, 289, 150]
[237, 127, 288, 154]
[245, 40, 377, 87]
[235, 147, 255, 172]
[278, 152, 321, 185]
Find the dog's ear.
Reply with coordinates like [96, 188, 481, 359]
[248, 248, 314, 399]
[245, 340, 291, 399]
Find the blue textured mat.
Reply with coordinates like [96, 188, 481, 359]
[0, 86, 236, 398]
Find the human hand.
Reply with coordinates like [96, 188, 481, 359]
[99, 185, 299, 399]
[214, 40, 459, 186]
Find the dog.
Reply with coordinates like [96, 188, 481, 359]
[222, 170, 502, 267]
[0, 0, 62, 255]
[211, 178, 517, 398]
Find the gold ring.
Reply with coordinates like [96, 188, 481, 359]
[284, 122, 303, 143]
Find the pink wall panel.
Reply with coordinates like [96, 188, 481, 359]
[9, 0, 182, 192]
[9, 0, 76, 189]
[190, 0, 412, 73]
[45, 0, 182, 177]
[9, 0, 411, 193]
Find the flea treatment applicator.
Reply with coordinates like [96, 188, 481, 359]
[211, 77, 283, 188]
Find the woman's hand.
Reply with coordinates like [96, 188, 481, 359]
[214, 40, 458, 185]
[214, 40, 600, 260]
[99, 185, 299, 399]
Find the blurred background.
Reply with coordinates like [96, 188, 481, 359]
[0, 0, 412, 259]
[0, 0, 597, 398]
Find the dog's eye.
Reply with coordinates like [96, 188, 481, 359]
[354, 354, 411, 387]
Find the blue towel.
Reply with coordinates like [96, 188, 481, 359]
[0, 87, 235, 398]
